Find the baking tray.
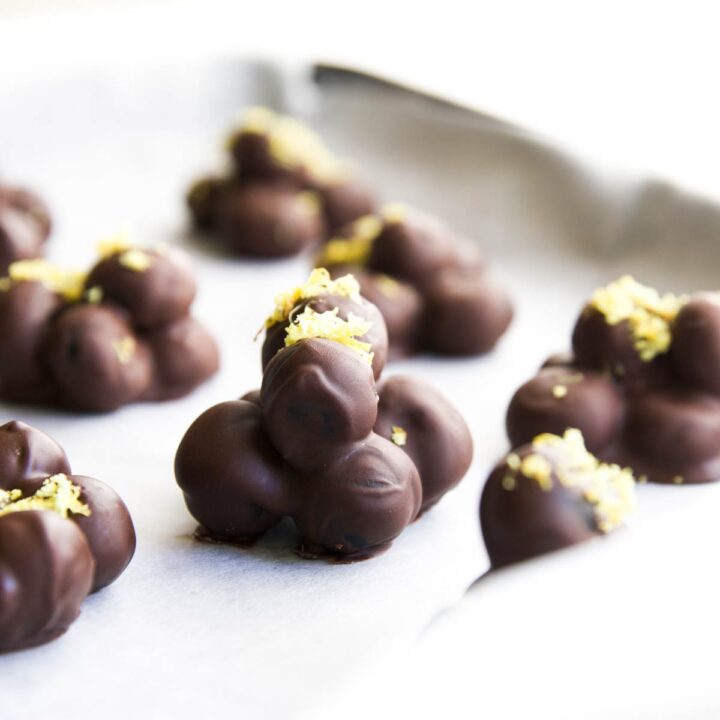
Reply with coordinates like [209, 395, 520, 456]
[2, 59, 720, 720]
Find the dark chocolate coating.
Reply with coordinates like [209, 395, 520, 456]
[294, 435, 422, 560]
[480, 444, 598, 569]
[421, 271, 514, 356]
[0, 184, 51, 273]
[0, 511, 94, 653]
[506, 367, 624, 454]
[229, 131, 308, 185]
[187, 175, 226, 232]
[240, 389, 261, 405]
[43, 304, 153, 412]
[262, 292, 388, 380]
[261, 339, 378, 471]
[621, 389, 720, 482]
[175, 400, 291, 541]
[375, 375, 473, 512]
[318, 179, 375, 232]
[85, 249, 196, 330]
[351, 271, 422, 360]
[214, 183, 323, 258]
[508, 283, 720, 484]
[322, 208, 511, 360]
[144, 316, 220, 401]
[70, 475, 136, 592]
[367, 210, 483, 291]
[0, 420, 71, 495]
[0, 280, 61, 402]
[572, 307, 668, 387]
[671, 295, 720, 394]
[0, 245, 217, 412]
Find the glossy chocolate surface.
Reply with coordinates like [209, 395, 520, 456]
[187, 109, 374, 258]
[507, 279, 720, 483]
[0, 421, 135, 651]
[320, 207, 513, 358]
[0, 245, 218, 412]
[0, 182, 51, 273]
[176, 281, 472, 561]
[480, 431, 635, 569]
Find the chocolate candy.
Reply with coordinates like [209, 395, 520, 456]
[187, 107, 375, 257]
[0, 182, 51, 273]
[480, 429, 636, 568]
[0, 420, 70, 494]
[375, 375, 473, 513]
[0, 511, 94, 653]
[176, 272, 471, 561]
[261, 269, 389, 379]
[0, 420, 135, 651]
[213, 183, 324, 258]
[316, 205, 513, 358]
[0, 236, 219, 411]
[507, 276, 720, 484]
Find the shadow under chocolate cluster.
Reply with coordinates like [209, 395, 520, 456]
[187, 107, 375, 258]
[175, 270, 473, 561]
[0, 420, 135, 653]
[0, 236, 219, 412]
[507, 276, 720, 484]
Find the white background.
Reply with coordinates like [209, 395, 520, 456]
[1, 0, 720, 200]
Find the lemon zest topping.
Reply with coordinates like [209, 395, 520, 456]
[316, 214, 383, 267]
[6, 259, 86, 301]
[265, 268, 361, 328]
[382, 202, 408, 223]
[85, 285, 104, 304]
[519, 455, 554, 491]
[376, 274, 400, 297]
[227, 107, 345, 183]
[529, 429, 637, 533]
[589, 275, 688, 361]
[112, 336, 137, 364]
[97, 229, 133, 258]
[118, 248, 153, 272]
[552, 385, 568, 399]
[391, 426, 407, 447]
[501, 475, 517, 491]
[284, 307, 373, 364]
[295, 191, 322, 216]
[0, 474, 91, 520]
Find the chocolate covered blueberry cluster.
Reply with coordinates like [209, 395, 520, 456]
[480, 429, 636, 568]
[0, 234, 219, 411]
[316, 204, 513, 358]
[175, 269, 472, 561]
[187, 107, 375, 258]
[0, 181, 52, 273]
[0, 420, 135, 652]
[507, 276, 720, 484]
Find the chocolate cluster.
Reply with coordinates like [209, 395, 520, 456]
[175, 269, 473, 561]
[0, 181, 52, 273]
[187, 107, 375, 258]
[480, 429, 636, 568]
[0, 235, 219, 411]
[507, 276, 720, 484]
[316, 205, 513, 358]
[0, 420, 135, 652]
